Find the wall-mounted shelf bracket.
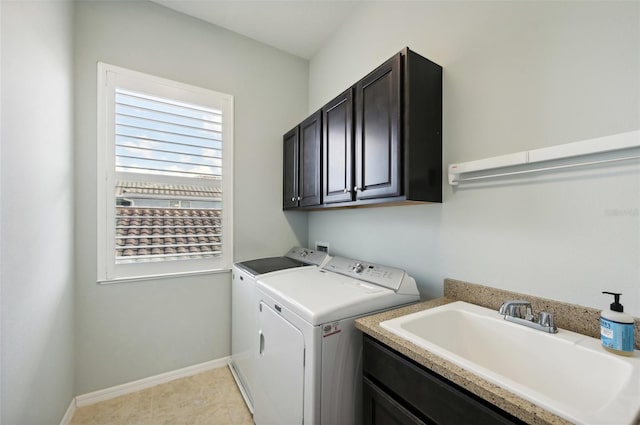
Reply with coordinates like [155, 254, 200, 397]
[448, 130, 640, 186]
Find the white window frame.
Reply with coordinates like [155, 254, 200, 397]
[97, 63, 233, 282]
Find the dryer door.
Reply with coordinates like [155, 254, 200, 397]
[255, 301, 305, 425]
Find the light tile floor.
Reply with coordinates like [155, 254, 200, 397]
[70, 366, 253, 425]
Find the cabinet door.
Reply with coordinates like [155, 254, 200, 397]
[355, 53, 401, 200]
[323, 89, 354, 204]
[283, 127, 299, 209]
[298, 111, 322, 207]
[363, 377, 427, 425]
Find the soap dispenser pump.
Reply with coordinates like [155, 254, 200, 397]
[600, 291, 634, 356]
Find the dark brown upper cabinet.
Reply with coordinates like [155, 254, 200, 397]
[323, 89, 354, 204]
[285, 47, 442, 210]
[283, 127, 299, 209]
[283, 111, 322, 209]
[355, 53, 401, 201]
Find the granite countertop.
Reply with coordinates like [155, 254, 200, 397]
[356, 278, 640, 425]
[356, 298, 570, 425]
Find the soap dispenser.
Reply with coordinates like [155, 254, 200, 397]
[600, 291, 635, 356]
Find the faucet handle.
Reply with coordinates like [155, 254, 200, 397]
[505, 304, 524, 318]
[499, 300, 533, 318]
[538, 311, 556, 330]
[500, 304, 522, 318]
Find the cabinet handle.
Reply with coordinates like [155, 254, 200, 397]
[354, 186, 361, 191]
[291, 197, 295, 202]
[297, 196, 301, 201]
[343, 188, 351, 194]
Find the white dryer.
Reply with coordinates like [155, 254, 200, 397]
[230, 247, 330, 412]
[254, 256, 420, 425]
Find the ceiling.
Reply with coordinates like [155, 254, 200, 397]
[151, 1, 363, 59]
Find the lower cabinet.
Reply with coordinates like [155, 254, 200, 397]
[363, 335, 525, 425]
[364, 376, 426, 425]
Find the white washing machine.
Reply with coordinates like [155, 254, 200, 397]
[254, 256, 420, 425]
[230, 247, 330, 412]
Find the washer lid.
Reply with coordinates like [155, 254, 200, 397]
[234, 256, 307, 278]
[256, 268, 419, 325]
[234, 247, 330, 278]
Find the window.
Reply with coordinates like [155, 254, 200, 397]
[97, 63, 233, 282]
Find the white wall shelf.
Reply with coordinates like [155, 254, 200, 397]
[448, 130, 640, 186]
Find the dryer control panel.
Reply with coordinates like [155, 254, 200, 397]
[322, 256, 406, 291]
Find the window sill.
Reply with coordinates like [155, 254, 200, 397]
[97, 268, 231, 285]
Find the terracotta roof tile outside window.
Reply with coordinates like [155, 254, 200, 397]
[115, 207, 221, 262]
[115, 181, 222, 199]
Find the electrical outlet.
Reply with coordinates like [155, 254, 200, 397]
[315, 241, 330, 254]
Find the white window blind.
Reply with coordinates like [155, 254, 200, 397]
[98, 63, 233, 282]
[115, 88, 222, 178]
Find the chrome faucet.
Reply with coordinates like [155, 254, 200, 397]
[498, 300, 558, 333]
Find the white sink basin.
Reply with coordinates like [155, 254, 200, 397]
[380, 301, 640, 425]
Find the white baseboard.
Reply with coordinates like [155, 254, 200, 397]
[59, 399, 76, 425]
[74, 356, 230, 408]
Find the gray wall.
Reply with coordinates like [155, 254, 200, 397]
[1, 1, 76, 424]
[308, 2, 640, 314]
[3, 2, 637, 419]
[74, 1, 308, 394]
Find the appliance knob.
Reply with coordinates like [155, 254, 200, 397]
[352, 263, 364, 273]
